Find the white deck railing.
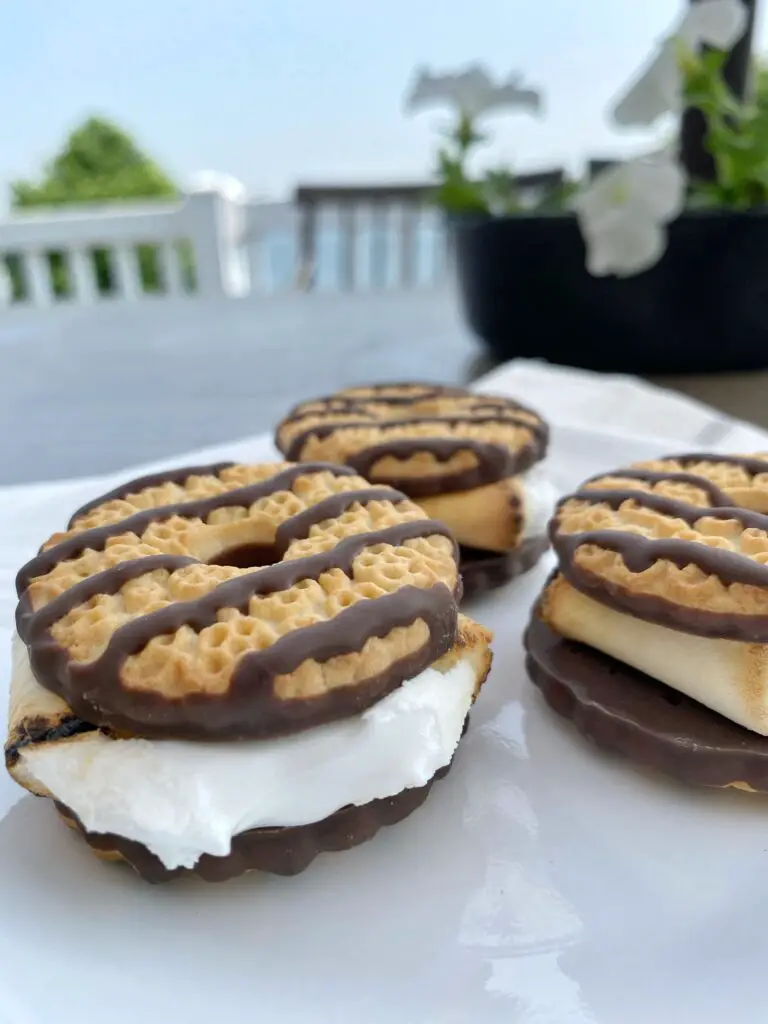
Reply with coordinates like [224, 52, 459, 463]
[0, 179, 449, 313]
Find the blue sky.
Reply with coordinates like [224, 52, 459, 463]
[1, 0, 766, 203]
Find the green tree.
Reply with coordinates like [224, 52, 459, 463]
[11, 117, 177, 207]
[7, 117, 186, 298]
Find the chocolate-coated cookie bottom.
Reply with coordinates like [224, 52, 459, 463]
[55, 762, 452, 884]
[459, 536, 549, 601]
[525, 615, 768, 791]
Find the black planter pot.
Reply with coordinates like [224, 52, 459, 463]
[453, 209, 768, 375]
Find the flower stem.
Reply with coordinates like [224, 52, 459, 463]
[680, 0, 758, 182]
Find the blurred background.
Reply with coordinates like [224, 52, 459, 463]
[1, 1, 767, 484]
[1, 0, 694, 203]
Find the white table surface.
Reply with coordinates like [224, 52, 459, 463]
[2, 291, 481, 485]
[4, 287, 766, 487]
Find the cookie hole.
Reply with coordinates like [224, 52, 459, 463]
[458, 545, 496, 564]
[208, 544, 276, 569]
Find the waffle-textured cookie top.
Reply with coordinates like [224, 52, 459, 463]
[15, 461, 460, 741]
[274, 383, 548, 497]
[550, 453, 768, 641]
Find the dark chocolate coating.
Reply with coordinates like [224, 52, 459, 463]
[525, 614, 768, 791]
[55, 759, 454, 884]
[459, 536, 549, 602]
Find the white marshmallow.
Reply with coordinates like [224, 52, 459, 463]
[16, 641, 476, 871]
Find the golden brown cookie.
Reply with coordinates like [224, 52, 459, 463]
[525, 451, 768, 788]
[274, 382, 552, 592]
[13, 461, 464, 741]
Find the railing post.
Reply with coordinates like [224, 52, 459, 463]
[113, 246, 141, 301]
[338, 204, 357, 291]
[70, 249, 98, 304]
[184, 174, 249, 297]
[0, 261, 12, 308]
[242, 201, 300, 294]
[398, 204, 416, 289]
[370, 202, 390, 289]
[298, 202, 317, 290]
[26, 253, 54, 307]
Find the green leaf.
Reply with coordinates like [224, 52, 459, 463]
[435, 178, 490, 214]
[482, 167, 520, 213]
[684, 53, 768, 210]
[534, 179, 580, 211]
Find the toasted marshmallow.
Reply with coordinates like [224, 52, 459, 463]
[10, 617, 492, 872]
[543, 575, 768, 736]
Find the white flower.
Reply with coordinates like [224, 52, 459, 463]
[406, 64, 542, 120]
[572, 149, 687, 277]
[612, 0, 748, 127]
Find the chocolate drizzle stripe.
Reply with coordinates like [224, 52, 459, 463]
[280, 416, 381, 450]
[29, 518, 457, 739]
[67, 461, 236, 527]
[555, 530, 768, 590]
[82, 519, 455, 674]
[16, 555, 198, 644]
[281, 383, 477, 419]
[666, 453, 768, 478]
[280, 390, 535, 430]
[553, 529, 768, 641]
[347, 437, 538, 498]
[554, 482, 768, 589]
[557, 488, 768, 533]
[282, 413, 547, 463]
[556, 558, 768, 642]
[274, 487, 407, 554]
[580, 468, 733, 507]
[16, 462, 358, 596]
[344, 382, 469, 396]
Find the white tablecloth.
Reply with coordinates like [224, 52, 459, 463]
[2, 358, 766, 637]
